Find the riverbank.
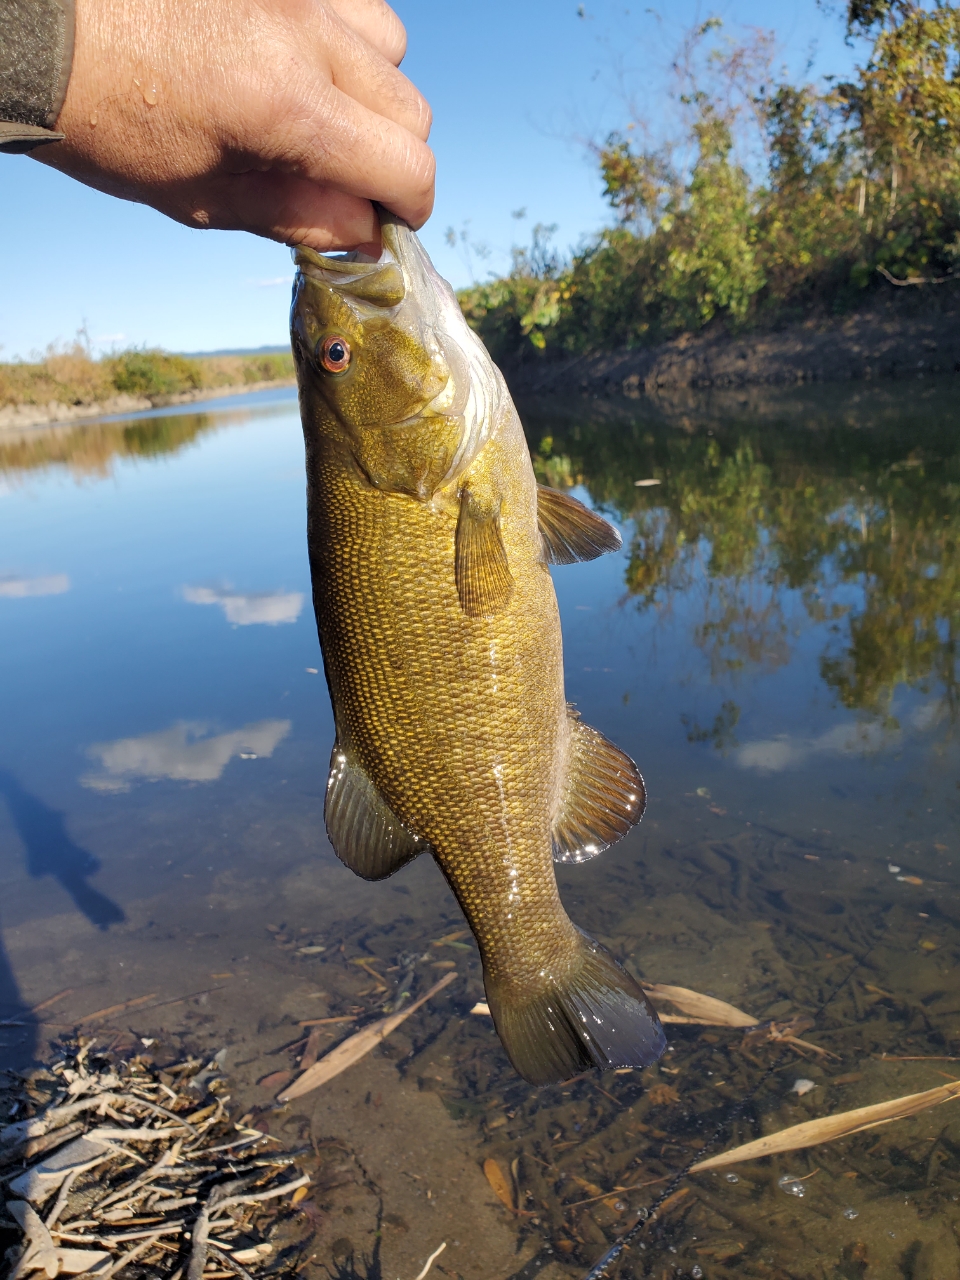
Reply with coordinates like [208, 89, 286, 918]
[501, 285, 960, 399]
[0, 378, 296, 433]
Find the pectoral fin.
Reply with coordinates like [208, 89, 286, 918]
[552, 707, 646, 863]
[537, 486, 622, 564]
[456, 490, 514, 617]
[325, 745, 430, 881]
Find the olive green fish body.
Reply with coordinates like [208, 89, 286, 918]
[293, 214, 665, 1085]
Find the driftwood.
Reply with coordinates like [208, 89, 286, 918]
[2, 1039, 310, 1278]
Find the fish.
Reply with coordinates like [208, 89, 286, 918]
[290, 208, 665, 1086]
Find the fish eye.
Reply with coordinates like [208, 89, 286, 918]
[318, 335, 351, 374]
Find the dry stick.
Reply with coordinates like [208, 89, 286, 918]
[412, 1241, 447, 1280]
[77, 995, 158, 1025]
[32, 988, 75, 1013]
[208, 1243, 256, 1280]
[97, 1230, 168, 1279]
[93, 1139, 184, 1212]
[297, 1015, 357, 1028]
[44, 1166, 81, 1230]
[187, 1175, 310, 1280]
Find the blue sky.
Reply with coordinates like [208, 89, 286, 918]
[1, 0, 861, 359]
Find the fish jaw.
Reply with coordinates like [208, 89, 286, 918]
[291, 210, 503, 501]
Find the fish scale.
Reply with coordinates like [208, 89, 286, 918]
[292, 209, 665, 1086]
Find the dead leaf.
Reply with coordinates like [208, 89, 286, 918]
[483, 1158, 514, 1211]
[277, 972, 456, 1101]
[646, 1083, 680, 1106]
[291, 1185, 309, 1205]
[257, 1070, 293, 1092]
[690, 1078, 960, 1171]
[642, 983, 757, 1027]
[298, 1026, 324, 1072]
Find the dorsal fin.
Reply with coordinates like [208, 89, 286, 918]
[552, 707, 646, 863]
[537, 486, 622, 564]
[325, 745, 430, 880]
[455, 489, 514, 617]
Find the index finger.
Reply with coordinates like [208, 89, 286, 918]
[324, 0, 407, 65]
[268, 80, 435, 227]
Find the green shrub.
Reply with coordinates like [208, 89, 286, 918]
[108, 350, 203, 397]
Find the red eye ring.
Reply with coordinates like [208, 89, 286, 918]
[318, 334, 351, 374]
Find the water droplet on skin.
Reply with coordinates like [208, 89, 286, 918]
[843, 1207, 859, 1220]
[89, 112, 97, 127]
[132, 74, 159, 105]
[724, 1173, 739, 1183]
[777, 1174, 806, 1197]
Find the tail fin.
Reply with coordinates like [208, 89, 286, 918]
[485, 931, 666, 1087]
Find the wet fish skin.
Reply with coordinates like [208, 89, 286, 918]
[291, 211, 665, 1086]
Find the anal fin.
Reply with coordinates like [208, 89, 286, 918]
[552, 707, 646, 863]
[325, 745, 430, 881]
[537, 485, 622, 564]
[456, 489, 514, 617]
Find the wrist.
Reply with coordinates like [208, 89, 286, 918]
[0, 0, 75, 153]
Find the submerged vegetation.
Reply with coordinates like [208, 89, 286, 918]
[0, 343, 293, 411]
[463, 0, 960, 361]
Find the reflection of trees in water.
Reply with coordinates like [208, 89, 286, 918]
[0, 411, 219, 478]
[523, 387, 960, 722]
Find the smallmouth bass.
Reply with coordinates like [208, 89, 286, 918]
[291, 211, 665, 1086]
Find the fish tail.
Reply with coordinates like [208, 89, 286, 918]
[484, 929, 666, 1087]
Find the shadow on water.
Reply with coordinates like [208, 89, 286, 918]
[0, 770, 125, 930]
[0, 927, 36, 1073]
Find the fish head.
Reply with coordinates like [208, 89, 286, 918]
[291, 211, 500, 500]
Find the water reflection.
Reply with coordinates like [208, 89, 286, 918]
[81, 718, 291, 791]
[182, 584, 304, 625]
[524, 382, 960, 733]
[0, 573, 70, 597]
[0, 769, 124, 928]
[2, 385, 960, 1277]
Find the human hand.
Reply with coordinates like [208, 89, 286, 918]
[36, 0, 434, 252]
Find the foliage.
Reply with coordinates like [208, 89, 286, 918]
[462, 3, 960, 361]
[107, 350, 204, 397]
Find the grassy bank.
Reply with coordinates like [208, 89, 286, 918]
[0, 346, 294, 411]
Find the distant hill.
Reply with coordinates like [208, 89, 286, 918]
[179, 344, 290, 358]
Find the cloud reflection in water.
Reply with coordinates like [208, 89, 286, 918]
[0, 574, 70, 598]
[735, 722, 888, 772]
[183, 585, 303, 625]
[81, 719, 291, 792]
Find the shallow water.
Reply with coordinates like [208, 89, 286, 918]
[2, 381, 959, 1279]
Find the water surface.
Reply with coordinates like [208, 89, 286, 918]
[2, 381, 959, 1279]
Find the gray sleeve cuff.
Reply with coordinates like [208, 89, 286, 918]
[0, 0, 75, 154]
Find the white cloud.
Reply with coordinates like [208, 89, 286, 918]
[735, 722, 888, 773]
[0, 573, 70, 598]
[81, 719, 291, 792]
[183, 585, 304, 626]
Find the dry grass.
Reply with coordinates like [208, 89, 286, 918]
[0, 345, 294, 409]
